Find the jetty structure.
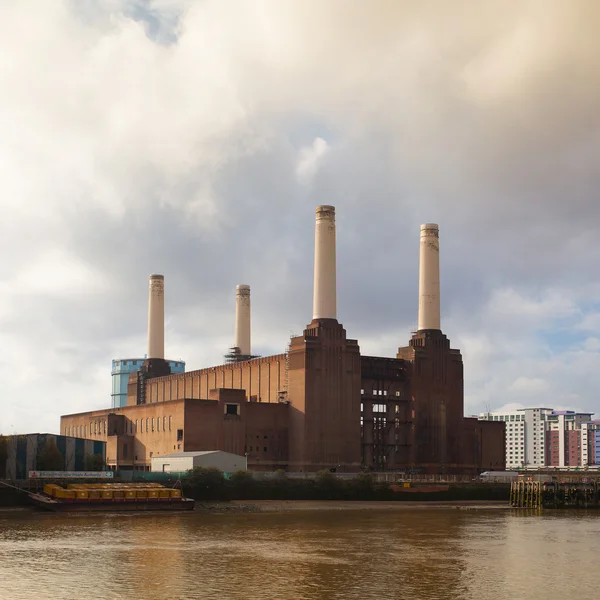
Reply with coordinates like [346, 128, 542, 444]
[510, 473, 600, 509]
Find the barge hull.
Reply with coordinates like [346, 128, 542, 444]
[29, 494, 195, 512]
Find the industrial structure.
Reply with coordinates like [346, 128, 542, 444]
[61, 206, 505, 473]
[0, 433, 106, 480]
[112, 359, 185, 408]
[224, 285, 260, 363]
[479, 408, 600, 468]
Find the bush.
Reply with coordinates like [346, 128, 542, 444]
[229, 470, 254, 486]
[185, 467, 226, 500]
[314, 470, 343, 499]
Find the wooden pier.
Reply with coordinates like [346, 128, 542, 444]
[510, 478, 600, 509]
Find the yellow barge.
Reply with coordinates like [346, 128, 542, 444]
[30, 483, 195, 512]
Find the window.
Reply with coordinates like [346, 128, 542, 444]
[360, 389, 365, 395]
[264, 447, 267, 452]
[135, 420, 138, 433]
[177, 429, 183, 441]
[123, 443, 128, 459]
[152, 418, 155, 432]
[163, 416, 166, 431]
[225, 403, 240, 416]
[104, 421, 107, 435]
[157, 418, 160, 432]
[146, 418, 149, 432]
[395, 391, 401, 397]
[169, 416, 172, 431]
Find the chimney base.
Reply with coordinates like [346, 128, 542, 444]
[140, 358, 171, 378]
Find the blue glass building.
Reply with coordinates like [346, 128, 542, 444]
[111, 358, 185, 408]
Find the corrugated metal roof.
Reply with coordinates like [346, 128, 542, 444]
[156, 451, 221, 458]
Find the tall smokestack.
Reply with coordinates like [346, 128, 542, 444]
[147, 274, 165, 359]
[417, 223, 441, 331]
[234, 284, 251, 356]
[313, 205, 337, 320]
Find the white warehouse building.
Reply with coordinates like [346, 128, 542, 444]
[151, 451, 247, 473]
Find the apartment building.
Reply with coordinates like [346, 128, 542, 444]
[479, 408, 552, 468]
[479, 408, 599, 469]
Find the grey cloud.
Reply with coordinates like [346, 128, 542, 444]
[1, 0, 599, 433]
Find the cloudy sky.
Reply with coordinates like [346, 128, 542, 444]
[1, 0, 599, 434]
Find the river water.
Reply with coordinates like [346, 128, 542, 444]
[0, 505, 597, 600]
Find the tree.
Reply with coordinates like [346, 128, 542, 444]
[186, 467, 226, 500]
[36, 438, 64, 471]
[229, 470, 254, 486]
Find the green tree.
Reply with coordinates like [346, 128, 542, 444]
[229, 470, 254, 486]
[36, 439, 64, 471]
[186, 467, 226, 500]
[352, 472, 375, 497]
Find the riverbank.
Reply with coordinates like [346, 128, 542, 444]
[0, 499, 510, 515]
[197, 499, 511, 512]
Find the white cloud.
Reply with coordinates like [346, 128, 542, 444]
[508, 377, 550, 394]
[296, 137, 330, 184]
[0, 0, 600, 433]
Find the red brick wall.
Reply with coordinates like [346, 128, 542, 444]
[566, 430, 581, 466]
[397, 331, 464, 470]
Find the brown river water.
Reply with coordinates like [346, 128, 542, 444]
[0, 504, 597, 600]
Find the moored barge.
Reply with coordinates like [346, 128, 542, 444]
[30, 483, 195, 512]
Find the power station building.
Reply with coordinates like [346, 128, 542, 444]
[61, 206, 505, 474]
[111, 358, 185, 408]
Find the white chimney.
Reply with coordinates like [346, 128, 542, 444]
[234, 284, 251, 356]
[417, 223, 441, 331]
[312, 205, 337, 320]
[147, 274, 165, 359]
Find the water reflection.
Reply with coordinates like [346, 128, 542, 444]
[0, 508, 599, 600]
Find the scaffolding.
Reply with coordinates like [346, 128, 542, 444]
[223, 346, 260, 364]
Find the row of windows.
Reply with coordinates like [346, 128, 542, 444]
[361, 404, 402, 414]
[361, 390, 402, 397]
[66, 416, 174, 438]
[66, 425, 92, 438]
[130, 416, 173, 435]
